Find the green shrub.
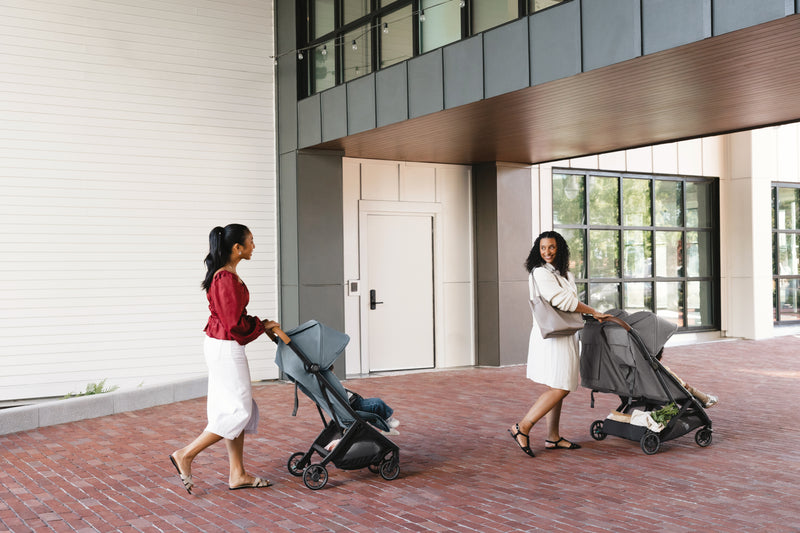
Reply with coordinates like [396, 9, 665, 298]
[63, 379, 119, 399]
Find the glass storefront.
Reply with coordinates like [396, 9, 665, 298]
[772, 185, 800, 323]
[553, 170, 719, 331]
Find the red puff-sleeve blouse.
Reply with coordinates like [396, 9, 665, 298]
[204, 270, 265, 345]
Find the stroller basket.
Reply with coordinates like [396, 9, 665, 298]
[580, 310, 713, 455]
[271, 320, 400, 489]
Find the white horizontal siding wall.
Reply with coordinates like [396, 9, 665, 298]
[0, 0, 278, 401]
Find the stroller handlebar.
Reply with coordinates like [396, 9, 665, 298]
[603, 316, 631, 332]
[266, 326, 292, 345]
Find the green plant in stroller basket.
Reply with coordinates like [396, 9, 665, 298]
[651, 402, 679, 426]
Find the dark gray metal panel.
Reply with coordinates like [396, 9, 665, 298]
[496, 166, 531, 282]
[376, 63, 409, 127]
[277, 53, 297, 154]
[275, 0, 295, 55]
[408, 49, 444, 119]
[476, 281, 500, 366]
[484, 19, 530, 99]
[582, 0, 642, 71]
[643, 0, 711, 55]
[530, 0, 581, 86]
[279, 151, 298, 287]
[473, 164, 498, 284]
[443, 35, 484, 109]
[347, 74, 376, 135]
[297, 94, 322, 148]
[713, 0, 793, 35]
[298, 284, 346, 377]
[321, 85, 348, 142]
[498, 281, 530, 366]
[296, 150, 344, 286]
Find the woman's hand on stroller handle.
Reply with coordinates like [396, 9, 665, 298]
[263, 320, 291, 344]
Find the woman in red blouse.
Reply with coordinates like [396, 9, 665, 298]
[169, 224, 279, 493]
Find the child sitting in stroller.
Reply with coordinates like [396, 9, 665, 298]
[325, 389, 399, 450]
[656, 349, 718, 408]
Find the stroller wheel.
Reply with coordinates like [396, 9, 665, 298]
[379, 458, 400, 481]
[640, 432, 661, 455]
[287, 452, 306, 477]
[303, 463, 328, 490]
[695, 427, 713, 447]
[590, 420, 607, 441]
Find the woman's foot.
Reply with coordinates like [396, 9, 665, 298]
[169, 452, 194, 494]
[508, 423, 535, 457]
[229, 476, 272, 490]
[544, 437, 581, 450]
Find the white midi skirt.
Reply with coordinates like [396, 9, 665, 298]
[526, 318, 581, 392]
[204, 336, 259, 440]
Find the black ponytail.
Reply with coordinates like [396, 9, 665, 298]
[202, 224, 251, 292]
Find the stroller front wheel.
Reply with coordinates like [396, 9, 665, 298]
[379, 458, 400, 481]
[303, 463, 329, 490]
[590, 420, 607, 440]
[695, 427, 713, 447]
[288, 452, 306, 477]
[640, 432, 661, 455]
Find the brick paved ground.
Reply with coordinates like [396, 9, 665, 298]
[1, 336, 799, 532]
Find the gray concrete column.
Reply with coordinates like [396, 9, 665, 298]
[474, 163, 533, 366]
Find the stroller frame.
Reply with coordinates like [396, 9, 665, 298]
[586, 316, 713, 455]
[273, 327, 399, 490]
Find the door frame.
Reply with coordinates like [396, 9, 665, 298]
[358, 200, 444, 375]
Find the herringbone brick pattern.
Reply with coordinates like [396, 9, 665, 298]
[1, 336, 799, 532]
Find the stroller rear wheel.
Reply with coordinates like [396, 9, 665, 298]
[695, 427, 713, 447]
[640, 432, 661, 455]
[303, 463, 329, 490]
[590, 420, 607, 440]
[288, 452, 306, 477]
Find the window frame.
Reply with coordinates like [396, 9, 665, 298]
[552, 168, 720, 332]
[772, 182, 800, 325]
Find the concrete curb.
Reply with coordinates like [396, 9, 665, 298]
[0, 377, 208, 436]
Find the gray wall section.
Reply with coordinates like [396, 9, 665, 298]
[279, 151, 299, 329]
[530, 0, 581, 86]
[713, 0, 794, 35]
[376, 63, 409, 127]
[642, 0, 711, 55]
[277, 53, 298, 154]
[581, 0, 642, 71]
[347, 74, 377, 135]
[473, 164, 532, 366]
[443, 35, 483, 109]
[298, 94, 321, 148]
[483, 18, 530, 99]
[321, 85, 348, 142]
[408, 49, 444, 119]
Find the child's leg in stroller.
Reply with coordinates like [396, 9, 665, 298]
[663, 364, 718, 407]
[354, 397, 394, 420]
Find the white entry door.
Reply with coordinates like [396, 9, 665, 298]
[366, 214, 435, 372]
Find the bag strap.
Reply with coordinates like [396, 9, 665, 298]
[530, 267, 565, 300]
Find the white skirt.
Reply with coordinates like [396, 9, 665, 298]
[526, 319, 581, 392]
[204, 336, 259, 440]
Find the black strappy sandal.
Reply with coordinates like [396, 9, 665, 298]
[508, 423, 536, 457]
[544, 437, 581, 450]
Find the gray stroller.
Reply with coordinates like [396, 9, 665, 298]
[272, 320, 399, 489]
[580, 309, 713, 454]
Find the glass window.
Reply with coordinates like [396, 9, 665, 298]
[623, 230, 652, 278]
[530, 0, 566, 12]
[344, 25, 372, 81]
[420, 0, 462, 53]
[588, 175, 619, 225]
[344, 0, 370, 25]
[472, 0, 518, 34]
[554, 170, 717, 331]
[380, 5, 413, 68]
[623, 178, 651, 226]
[312, 0, 336, 39]
[313, 40, 336, 92]
[552, 173, 585, 225]
[772, 184, 800, 323]
[589, 230, 620, 278]
[654, 180, 683, 227]
[624, 282, 653, 312]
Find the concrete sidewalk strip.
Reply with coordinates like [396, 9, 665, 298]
[1, 337, 799, 532]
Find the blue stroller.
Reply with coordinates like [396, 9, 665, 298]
[580, 310, 713, 454]
[271, 320, 400, 489]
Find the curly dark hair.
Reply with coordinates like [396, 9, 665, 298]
[525, 231, 570, 276]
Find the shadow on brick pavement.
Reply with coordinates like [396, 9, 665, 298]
[1, 336, 799, 532]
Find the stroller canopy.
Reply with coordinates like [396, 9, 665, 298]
[580, 309, 684, 402]
[274, 320, 354, 426]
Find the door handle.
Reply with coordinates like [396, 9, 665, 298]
[369, 289, 384, 310]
